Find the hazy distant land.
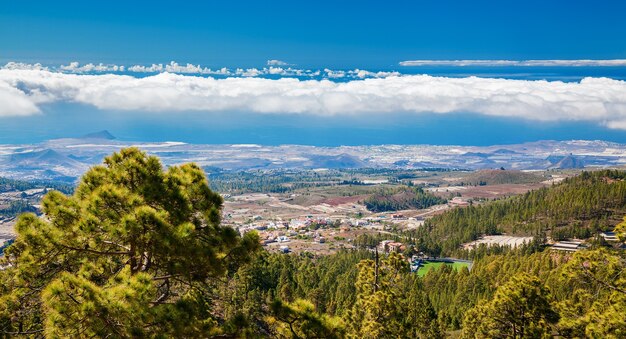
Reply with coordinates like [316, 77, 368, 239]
[0, 131, 622, 182]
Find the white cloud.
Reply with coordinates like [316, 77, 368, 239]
[127, 64, 164, 73]
[267, 59, 291, 66]
[399, 59, 626, 67]
[2, 62, 49, 71]
[0, 69, 625, 130]
[0, 80, 41, 116]
[127, 62, 232, 75]
[235, 68, 263, 77]
[3, 61, 401, 80]
[324, 69, 345, 79]
[125, 63, 369, 79]
[59, 62, 125, 73]
[349, 69, 402, 79]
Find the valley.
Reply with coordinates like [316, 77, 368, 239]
[0, 155, 577, 256]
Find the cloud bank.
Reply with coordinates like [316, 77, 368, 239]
[2, 61, 401, 80]
[399, 59, 626, 67]
[0, 69, 625, 129]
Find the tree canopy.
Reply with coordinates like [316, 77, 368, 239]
[461, 273, 559, 338]
[0, 147, 260, 337]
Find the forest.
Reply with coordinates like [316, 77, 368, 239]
[411, 170, 626, 256]
[0, 178, 74, 218]
[215, 244, 625, 338]
[0, 200, 38, 218]
[0, 177, 74, 195]
[363, 186, 446, 212]
[0, 149, 624, 337]
[204, 168, 453, 195]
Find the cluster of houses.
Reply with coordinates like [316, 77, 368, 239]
[232, 215, 347, 248]
[235, 216, 332, 233]
[234, 214, 393, 239]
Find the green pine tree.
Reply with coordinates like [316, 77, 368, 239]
[0, 148, 260, 337]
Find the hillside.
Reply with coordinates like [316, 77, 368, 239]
[9, 149, 81, 168]
[0, 177, 74, 194]
[455, 169, 545, 186]
[363, 187, 446, 212]
[415, 170, 626, 255]
[547, 155, 585, 169]
[80, 130, 116, 140]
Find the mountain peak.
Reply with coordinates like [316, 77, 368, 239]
[80, 130, 116, 140]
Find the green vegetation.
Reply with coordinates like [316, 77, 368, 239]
[0, 177, 74, 219]
[207, 169, 341, 194]
[0, 177, 74, 194]
[416, 260, 470, 277]
[205, 168, 451, 195]
[0, 148, 259, 337]
[413, 170, 626, 256]
[1, 150, 626, 337]
[461, 272, 559, 338]
[345, 252, 441, 338]
[363, 186, 446, 212]
[219, 245, 626, 336]
[0, 200, 38, 218]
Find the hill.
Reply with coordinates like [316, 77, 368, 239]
[80, 130, 116, 140]
[547, 155, 585, 169]
[456, 169, 545, 186]
[414, 170, 626, 255]
[306, 154, 365, 169]
[363, 187, 446, 212]
[9, 149, 83, 168]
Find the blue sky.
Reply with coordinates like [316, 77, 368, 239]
[1, 1, 626, 146]
[3, 0, 626, 67]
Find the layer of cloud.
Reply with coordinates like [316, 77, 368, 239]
[2, 62, 399, 80]
[399, 59, 626, 67]
[127, 62, 230, 75]
[0, 69, 625, 130]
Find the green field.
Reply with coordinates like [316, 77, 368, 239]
[417, 260, 471, 277]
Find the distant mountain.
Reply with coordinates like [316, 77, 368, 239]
[0, 139, 623, 181]
[463, 149, 519, 158]
[5, 149, 88, 181]
[10, 149, 82, 168]
[80, 130, 116, 140]
[492, 148, 519, 155]
[307, 154, 365, 169]
[548, 155, 585, 169]
[463, 152, 491, 158]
